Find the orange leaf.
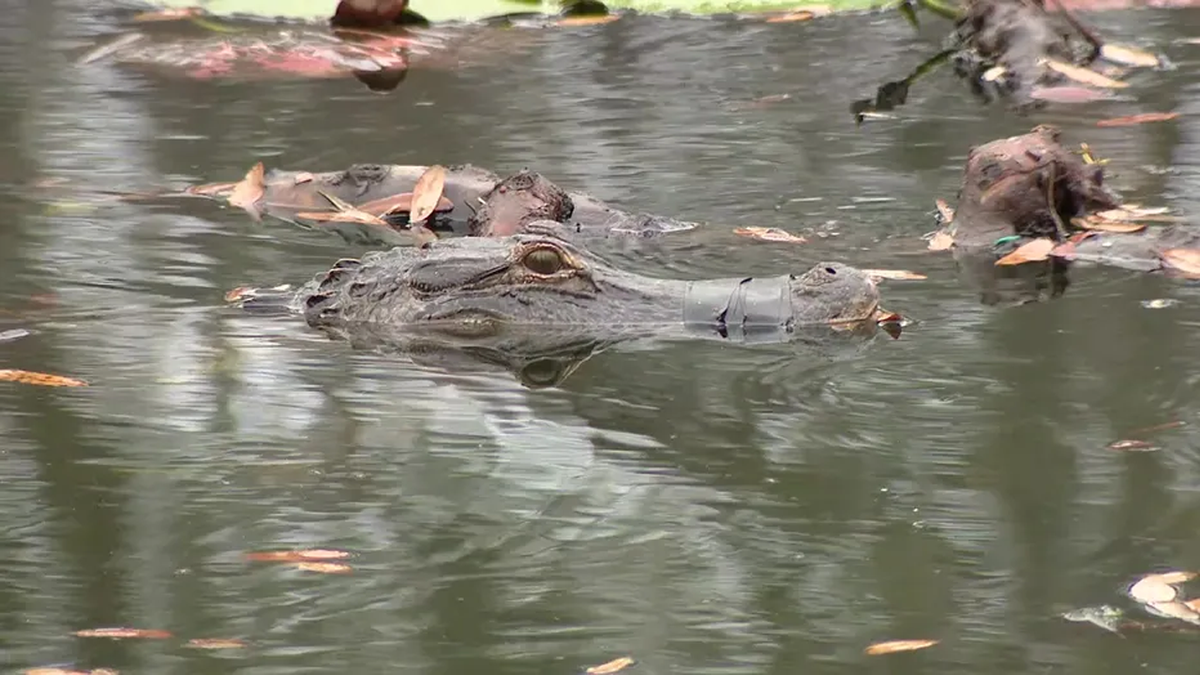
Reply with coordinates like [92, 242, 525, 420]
[1159, 248, 1200, 277]
[862, 269, 928, 281]
[409, 165, 447, 226]
[1147, 600, 1200, 624]
[1097, 112, 1179, 128]
[927, 230, 954, 251]
[186, 638, 248, 649]
[295, 209, 389, 227]
[1184, 598, 1200, 612]
[74, 627, 172, 639]
[1071, 216, 1147, 233]
[995, 238, 1054, 266]
[935, 198, 954, 224]
[1107, 439, 1157, 451]
[1099, 43, 1161, 68]
[228, 162, 265, 220]
[1043, 58, 1128, 89]
[246, 549, 352, 563]
[766, 11, 815, 22]
[357, 193, 454, 217]
[0, 369, 88, 387]
[293, 562, 353, 574]
[557, 14, 620, 26]
[185, 181, 238, 197]
[132, 7, 203, 21]
[24, 669, 91, 675]
[864, 639, 938, 656]
[585, 657, 635, 674]
[1129, 572, 1195, 604]
[733, 226, 807, 244]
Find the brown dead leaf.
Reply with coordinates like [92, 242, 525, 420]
[1147, 600, 1200, 624]
[1159, 248, 1200, 277]
[766, 10, 815, 21]
[246, 549, 352, 563]
[409, 165, 447, 226]
[733, 227, 807, 244]
[1148, 571, 1197, 585]
[24, 669, 93, 675]
[298, 191, 390, 227]
[74, 628, 172, 639]
[585, 657, 635, 674]
[78, 33, 145, 65]
[186, 638, 248, 650]
[1096, 206, 1173, 221]
[1129, 572, 1196, 604]
[1043, 58, 1129, 89]
[1100, 43, 1161, 68]
[557, 14, 621, 26]
[1108, 439, 1158, 451]
[185, 181, 238, 197]
[862, 269, 928, 281]
[927, 230, 954, 251]
[132, 7, 204, 21]
[1071, 216, 1147, 234]
[864, 639, 938, 656]
[228, 162, 265, 220]
[1184, 598, 1200, 612]
[1097, 112, 1179, 128]
[356, 192, 454, 217]
[995, 238, 1054, 266]
[293, 172, 315, 185]
[0, 370, 88, 387]
[292, 561, 353, 574]
[935, 199, 954, 224]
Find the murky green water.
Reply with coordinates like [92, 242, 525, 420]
[5, 2, 1200, 674]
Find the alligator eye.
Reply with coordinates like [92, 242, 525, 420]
[522, 247, 565, 275]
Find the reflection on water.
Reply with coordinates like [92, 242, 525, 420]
[5, 1, 1200, 674]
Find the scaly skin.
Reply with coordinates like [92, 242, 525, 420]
[229, 222, 882, 348]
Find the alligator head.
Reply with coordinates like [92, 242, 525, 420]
[229, 222, 883, 353]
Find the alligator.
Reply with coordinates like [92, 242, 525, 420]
[225, 222, 889, 383]
[933, 125, 1200, 301]
[197, 162, 701, 247]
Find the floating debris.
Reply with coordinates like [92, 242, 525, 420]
[73, 627, 172, 639]
[733, 227, 807, 244]
[585, 657, 636, 674]
[185, 638, 248, 649]
[995, 238, 1054, 265]
[864, 639, 938, 655]
[0, 369, 88, 387]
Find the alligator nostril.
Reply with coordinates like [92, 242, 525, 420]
[825, 266, 837, 275]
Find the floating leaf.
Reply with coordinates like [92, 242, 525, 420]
[1129, 572, 1195, 604]
[1146, 600, 1200, 624]
[186, 638, 247, 649]
[733, 227, 807, 244]
[934, 199, 954, 224]
[1030, 86, 1111, 104]
[293, 172, 315, 185]
[1097, 112, 1179, 128]
[74, 627, 172, 639]
[1042, 58, 1129, 89]
[927, 230, 954, 251]
[1071, 216, 1146, 234]
[356, 192, 454, 217]
[1142, 298, 1177, 309]
[1095, 206, 1174, 221]
[78, 33, 145, 65]
[1108, 439, 1158, 451]
[186, 181, 238, 197]
[132, 7, 204, 21]
[409, 165, 447, 226]
[1100, 43, 1161, 68]
[293, 561, 353, 574]
[766, 10, 816, 22]
[995, 238, 1054, 266]
[0, 369, 88, 387]
[1127, 420, 1186, 435]
[24, 669, 92, 675]
[1159, 248, 1200, 277]
[557, 14, 621, 26]
[585, 657, 635, 674]
[0, 328, 33, 343]
[864, 639, 938, 655]
[246, 549, 352, 563]
[982, 65, 1007, 81]
[862, 269, 928, 281]
[298, 191, 390, 227]
[227, 162, 265, 220]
